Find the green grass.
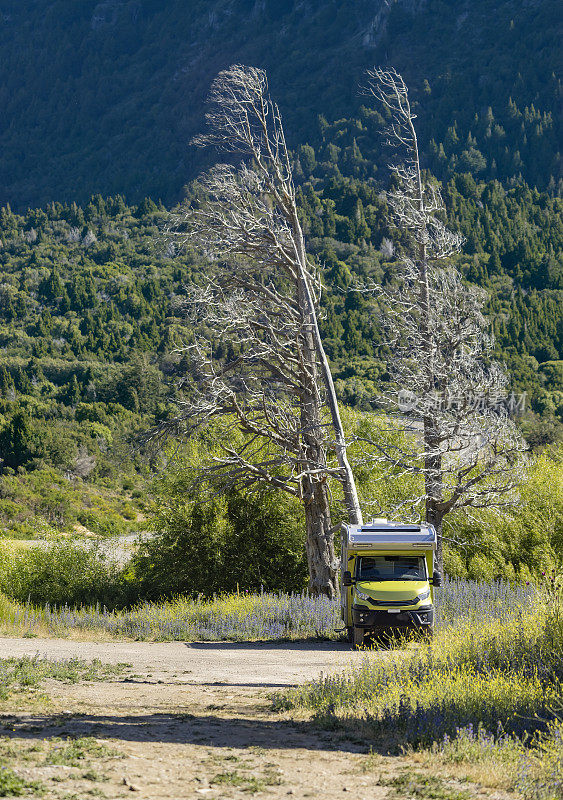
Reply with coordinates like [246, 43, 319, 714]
[44, 737, 121, 767]
[211, 769, 282, 793]
[0, 766, 44, 797]
[382, 771, 470, 800]
[0, 656, 125, 702]
[280, 585, 563, 796]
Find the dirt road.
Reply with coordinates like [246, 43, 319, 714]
[0, 636, 363, 687]
[0, 637, 508, 799]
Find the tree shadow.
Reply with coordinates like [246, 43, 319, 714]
[120, 678, 294, 688]
[184, 640, 352, 651]
[0, 711, 369, 753]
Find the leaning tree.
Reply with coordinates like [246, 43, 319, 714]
[361, 68, 528, 569]
[168, 65, 362, 596]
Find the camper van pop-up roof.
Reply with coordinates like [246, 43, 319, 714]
[343, 519, 437, 550]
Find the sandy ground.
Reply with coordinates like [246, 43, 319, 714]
[0, 637, 512, 799]
[0, 637, 364, 687]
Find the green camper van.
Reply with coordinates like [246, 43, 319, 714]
[341, 519, 442, 646]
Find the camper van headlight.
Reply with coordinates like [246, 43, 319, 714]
[417, 588, 431, 604]
[356, 589, 371, 602]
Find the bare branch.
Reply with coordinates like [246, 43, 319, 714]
[362, 67, 529, 569]
[162, 64, 366, 596]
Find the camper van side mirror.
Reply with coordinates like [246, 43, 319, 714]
[342, 571, 353, 587]
[432, 572, 442, 587]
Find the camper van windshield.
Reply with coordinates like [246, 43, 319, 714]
[356, 556, 427, 582]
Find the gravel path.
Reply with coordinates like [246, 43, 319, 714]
[0, 636, 513, 799]
[0, 636, 362, 686]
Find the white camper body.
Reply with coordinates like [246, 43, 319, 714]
[341, 519, 440, 646]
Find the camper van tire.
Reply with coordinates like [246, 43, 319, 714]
[353, 626, 365, 648]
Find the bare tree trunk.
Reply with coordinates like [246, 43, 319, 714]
[426, 502, 444, 574]
[298, 284, 339, 597]
[424, 419, 444, 571]
[292, 209, 363, 528]
[302, 460, 337, 597]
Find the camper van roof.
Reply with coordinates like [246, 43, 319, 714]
[344, 521, 437, 550]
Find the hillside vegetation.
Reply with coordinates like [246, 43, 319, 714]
[0, 0, 560, 209]
[0, 172, 561, 504]
[0, 0, 561, 565]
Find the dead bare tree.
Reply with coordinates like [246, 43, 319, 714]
[362, 68, 529, 570]
[169, 65, 362, 596]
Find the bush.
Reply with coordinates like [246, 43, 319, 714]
[281, 579, 563, 749]
[442, 446, 563, 579]
[0, 542, 127, 608]
[76, 509, 129, 537]
[133, 487, 308, 599]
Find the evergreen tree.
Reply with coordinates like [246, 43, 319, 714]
[0, 411, 42, 469]
[0, 366, 13, 397]
[14, 367, 32, 395]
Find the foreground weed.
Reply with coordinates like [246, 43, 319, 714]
[519, 718, 563, 800]
[211, 770, 261, 791]
[0, 656, 124, 702]
[0, 765, 44, 797]
[282, 604, 563, 746]
[211, 767, 283, 793]
[407, 726, 524, 791]
[81, 769, 108, 782]
[0, 738, 43, 761]
[383, 771, 470, 800]
[431, 725, 524, 766]
[356, 747, 386, 773]
[45, 737, 121, 767]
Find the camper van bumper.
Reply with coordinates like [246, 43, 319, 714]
[352, 605, 434, 629]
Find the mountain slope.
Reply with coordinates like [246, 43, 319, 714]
[0, 0, 560, 209]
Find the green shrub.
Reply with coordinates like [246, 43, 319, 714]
[0, 542, 127, 607]
[467, 553, 498, 581]
[443, 447, 563, 578]
[76, 509, 128, 537]
[120, 502, 137, 520]
[443, 547, 466, 578]
[133, 487, 308, 599]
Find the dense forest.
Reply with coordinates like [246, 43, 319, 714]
[0, 0, 561, 542]
[0, 0, 560, 209]
[0, 165, 561, 490]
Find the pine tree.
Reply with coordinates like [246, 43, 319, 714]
[14, 367, 32, 395]
[0, 366, 13, 397]
[0, 411, 41, 469]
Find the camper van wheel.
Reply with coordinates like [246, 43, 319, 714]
[420, 626, 435, 641]
[353, 626, 364, 648]
[346, 626, 354, 644]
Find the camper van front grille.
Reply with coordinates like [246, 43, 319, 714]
[372, 597, 419, 607]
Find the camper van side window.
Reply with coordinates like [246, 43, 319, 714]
[355, 556, 427, 582]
